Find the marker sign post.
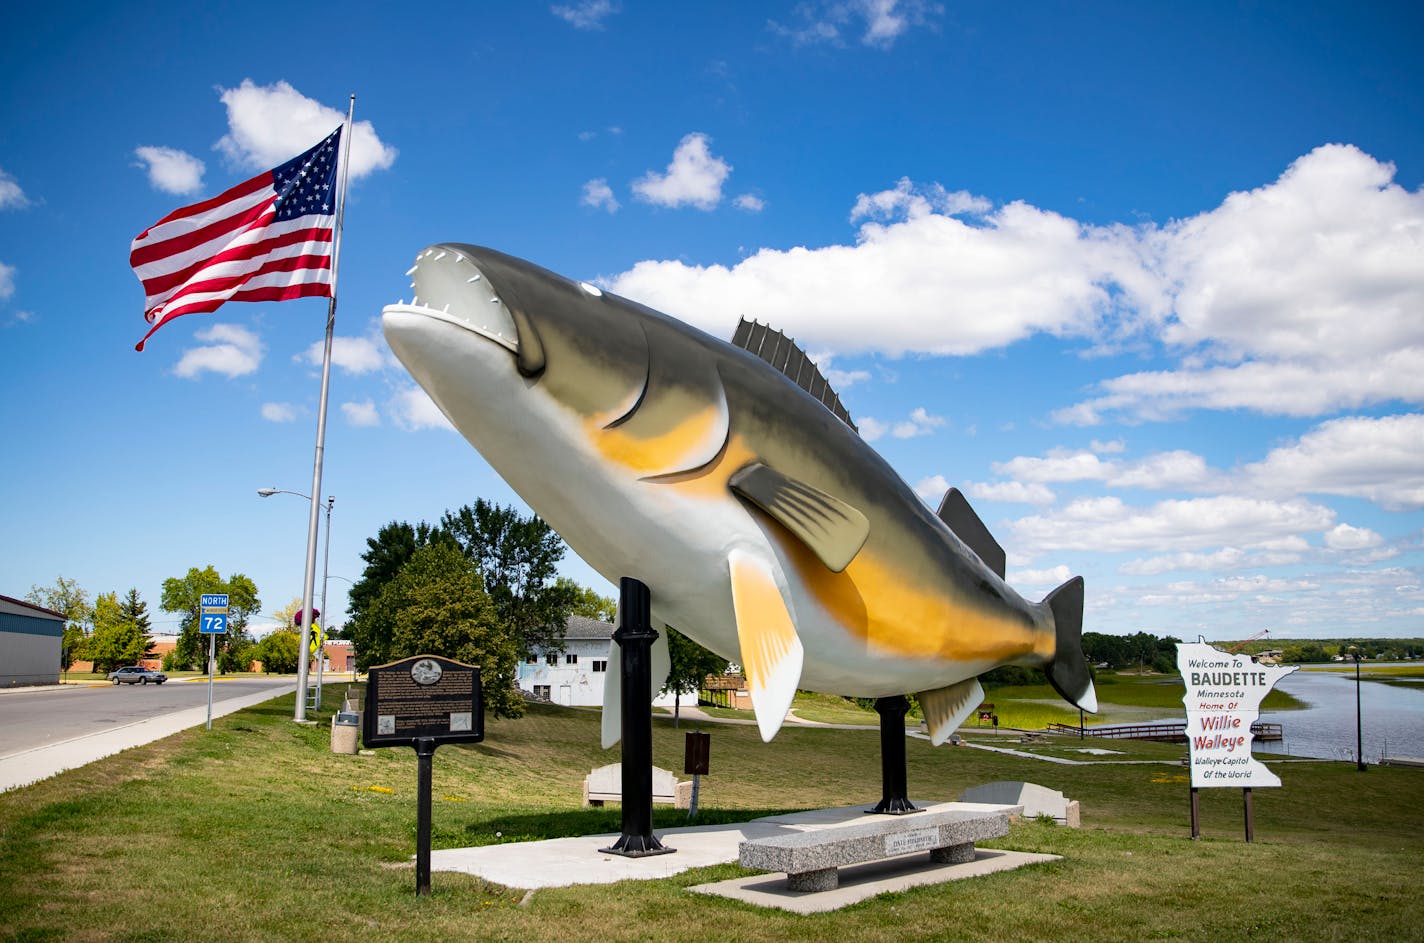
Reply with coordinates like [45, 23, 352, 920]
[200, 594, 229, 731]
[363, 655, 483, 895]
[1177, 637, 1298, 840]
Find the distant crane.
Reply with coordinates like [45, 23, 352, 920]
[1228, 629, 1271, 659]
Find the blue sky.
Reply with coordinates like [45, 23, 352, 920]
[2, 1, 1421, 641]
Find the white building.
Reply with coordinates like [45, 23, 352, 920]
[517, 615, 677, 708]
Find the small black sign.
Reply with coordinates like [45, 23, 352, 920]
[684, 731, 710, 776]
[362, 655, 484, 749]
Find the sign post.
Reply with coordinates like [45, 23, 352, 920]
[1177, 637, 1297, 841]
[200, 594, 229, 730]
[363, 655, 483, 896]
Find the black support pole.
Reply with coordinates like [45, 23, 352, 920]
[599, 577, 674, 857]
[869, 695, 919, 815]
[414, 738, 435, 895]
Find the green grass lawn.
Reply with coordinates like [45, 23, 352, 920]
[1, 694, 1418, 942]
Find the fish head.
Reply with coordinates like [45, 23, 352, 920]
[382, 243, 652, 430]
[384, 244, 732, 485]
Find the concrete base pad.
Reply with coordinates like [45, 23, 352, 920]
[429, 801, 1042, 896]
[689, 848, 1061, 914]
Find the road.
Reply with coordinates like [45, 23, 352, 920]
[0, 676, 298, 792]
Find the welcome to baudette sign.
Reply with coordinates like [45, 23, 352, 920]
[1177, 638, 1298, 788]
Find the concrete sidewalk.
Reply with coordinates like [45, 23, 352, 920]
[0, 681, 296, 793]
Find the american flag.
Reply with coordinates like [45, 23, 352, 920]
[130, 126, 342, 351]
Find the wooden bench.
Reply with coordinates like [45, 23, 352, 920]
[582, 763, 692, 810]
[739, 807, 1013, 892]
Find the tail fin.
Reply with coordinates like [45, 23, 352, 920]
[1043, 576, 1097, 713]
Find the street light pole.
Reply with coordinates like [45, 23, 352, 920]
[1352, 649, 1366, 772]
[258, 487, 334, 718]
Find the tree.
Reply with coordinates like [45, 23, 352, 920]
[159, 567, 260, 672]
[363, 542, 523, 718]
[26, 575, 94, 635]
[61, 624, 88, 672]
[256, 630, 301, 674]
[662, 628, 729, 726]
[346, 520, 448, 659]
[440, 500, 578, 659]
[559, 578, 616, 622]
[86, 589, 154, 673]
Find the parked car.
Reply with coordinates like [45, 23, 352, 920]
[107, 666, 167, 685]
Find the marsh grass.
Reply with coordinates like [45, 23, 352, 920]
[1, 695, 1419, 942]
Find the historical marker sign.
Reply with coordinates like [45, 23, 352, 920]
[1178, 637, 1298, 788]
[362, 655, 484, 749]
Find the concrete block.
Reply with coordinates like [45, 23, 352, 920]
[958, 781, 1080, 827]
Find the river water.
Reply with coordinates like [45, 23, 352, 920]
[1256, 664, 1424, 762]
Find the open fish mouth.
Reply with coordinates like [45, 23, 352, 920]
[382, 245, 519, 354]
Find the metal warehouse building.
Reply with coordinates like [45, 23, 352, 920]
[0, 594, 65, 687]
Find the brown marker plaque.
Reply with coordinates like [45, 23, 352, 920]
[362, 655, 484, 748]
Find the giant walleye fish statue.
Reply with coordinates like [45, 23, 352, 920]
[382, 244, 1097, 748]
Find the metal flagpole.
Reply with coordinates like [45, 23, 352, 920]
[295, 94, 355, 723]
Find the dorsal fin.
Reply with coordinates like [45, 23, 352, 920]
[936, 488, 1006, 578]
[730, 318, 857, 433]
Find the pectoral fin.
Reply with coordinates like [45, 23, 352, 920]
[729, 463, 869, 572]
[728, 548, 804, 742]
[600, 642, 622, 750]
[918, 677, 985, 746]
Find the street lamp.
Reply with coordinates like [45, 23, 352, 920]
[1350, 646, 1366, 772]
[258, 488, 335, 713]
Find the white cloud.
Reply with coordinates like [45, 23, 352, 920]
[734, 193, 766, 213]
[216, 80, 396, 181]
[1010, 564, 1073, 591]
[994, 449, 1114, 483]
[5, 309, 35, 328]
[261, 402, 298, 422]
[0, 261, 14, 300]
[606, 183, 1155, 355]
[1240, 414, 1424, 511]
[302, 335, 388, 374]
[1120, 547, 1306, 576]
[0, 169, 29, 210]
[341, 400, 380, 427]
[1323, 523, 1384, 551]
[966, 480, 1057, 506]
[391, 387, 455, 431]
[850, 177, 989, 222]
[552, 0, 619, 29]
[913, 474, 949, 504]
[1108, 450, 1213, 491]
[858, 416, 888, 441]
[173, 323, 264, 378]
[133, 146, 205, 195]
[1064, 145, 1424, 422]
[771, 0, 943, 50]
[857, 408, 944, 441]
[608, 144, 1423, 422]
[891, 406, 945, 438]
[632, 133, 731, 210]
[1010, 495, 1335, 555]
[581, 178, 619, 213]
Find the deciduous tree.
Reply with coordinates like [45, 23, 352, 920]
[662, 627, 729, 726]
[87, 589, 154, 673]
[440, 500, 577, 659]
[159, 567, 259, 672]
[363, 542, 522, 718]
